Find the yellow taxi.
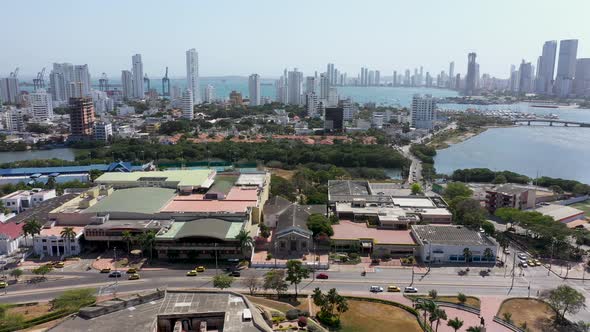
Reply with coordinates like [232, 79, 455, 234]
[128, 273, 140, 280]
[100, 268, 111, 273]
[196, 266, 205, 273]
[53, 262, 65, 268]
[0, 281, 7, 288]
[127, 268, 137, 274]
[387, 285, 401, 292]
[527, 259, 535, 267]
[533, 259, 542, 266]
[186, 270, 198, 276]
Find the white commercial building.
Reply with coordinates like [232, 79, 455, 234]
[30, 89, 53, 120]
[1, 189, 57, 214]
[0, 77, 19, 104]
[412, 225, 498, 264]
[132, 54, 144, 99]
[248, 74, 261, 106]
[181, 89, 194, 120]
[411, 94, 436, 129]
[33, 225, 83, 258]
[186, 48, 200, 104]
[94, 122, 113, 142]
[121, 70, 134, 100]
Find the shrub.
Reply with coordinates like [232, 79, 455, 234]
[266, 253, 273, 261]
[51, 288, 96, 311]
[286, 309, 308, 320]
[297, 316, 308, 328]
[428, 289, 438, 299]
[307, 324, 321, 332]
[317, 311, 340, 327]
[382, 254, 391, 261]
[457, 293, 467, 305]
[348, 253, 359, 260]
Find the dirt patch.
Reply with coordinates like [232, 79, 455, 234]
[497, 298, 557, 332]
[7, 303, 52, 320]
[245, 296, 296, 313]
[339, 299, 422, 332]
[269, 168, 295, 180]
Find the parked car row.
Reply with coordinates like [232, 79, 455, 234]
[370, 285, 417, 293]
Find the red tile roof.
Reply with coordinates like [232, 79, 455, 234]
[0, 222, 24, 239]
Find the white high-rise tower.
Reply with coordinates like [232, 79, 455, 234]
[186, 49, 200, 104]
[181, 89, 194, 120]
[30, 89, 53, 120]
[248, 74, 261, 106]
[132, 54, 144, 98]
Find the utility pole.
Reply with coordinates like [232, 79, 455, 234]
[113, 247, 118, 298]
[510, 249, 516, 290]
[528, 282, 531, 298]
[214, 243, 218, 275]
[548, 239, 554, 276]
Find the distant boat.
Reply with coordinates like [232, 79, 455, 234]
[531, 104, 558, 108]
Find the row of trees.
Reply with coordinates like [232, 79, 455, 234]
[443, 182, 487, 230]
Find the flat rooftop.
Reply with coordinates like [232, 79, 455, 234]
[85, 219, 173, 230]
[157, 219, 243, 241]
[9, 194, 77, 226]
[332, 220, 416, 245]
[235, 173, 266, 187]
[392, 197, 435, 208]
[94, 169, 215, 188]
[161, 200, 256, 213]
[83, 188, 177, 214]
[328, 180, 370, 196]
[40, 225, 84, 237]
[412, 225, 496, 246]
[535, 204, 585, 222]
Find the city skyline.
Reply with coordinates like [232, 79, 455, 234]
[1, 0, 589, 78]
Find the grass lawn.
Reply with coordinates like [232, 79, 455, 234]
[406, 295, 481, 309]
[339, 299, 422, 332]
[498, 298, 557, 332]
[6, 303, 52, 320]
[570, 201, 590, 216]
[245, 296, 296, 313]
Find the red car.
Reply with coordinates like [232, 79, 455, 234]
[316, 273, 329, 279]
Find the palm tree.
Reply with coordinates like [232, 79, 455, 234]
[139, 231, 156, 262]
[23, 219, 42, 248]
[432, 308, 447, 332]
[447, 317, 464, 332]
[483, 248, 495, 264]
[416, 300, 436, 326]
[466, 326, 482, 332]
[60, 227, 77, 257]
[463, 248, 472, 263]
[235, 229, 254, 259]
[122, 231, 133, 254]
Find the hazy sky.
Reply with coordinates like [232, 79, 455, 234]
[2, 0, 589, 79]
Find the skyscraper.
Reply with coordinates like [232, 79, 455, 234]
[121, 70, 134, 99]
[287, 69, 303, 105]
[555, 39, 578, 97]
[448, 61, 455, 87]
[393, 71, 397, 86]
[375, 70, 381, 86]
[535, 40, 557, 94]
[69, 97, 95, 141]
[411, 94, 436, 129]
[465, 52, 477, 95]
[132, 54, 144, 99]
[574, 58, 590, 97]
[305, 76, 316, 95]
[30, 89, 53, 120]
[186, 48, 200, 104]
[248, 74, 261, 106]
[0, 77, 19, 104]
[181, 89, 194, 120]
[319, 73, 329, 101]
[204, 84, 215, 103]
[518, 60, 533, 93]
[327, 63, 335, 85]
[74, 65, 91, 97]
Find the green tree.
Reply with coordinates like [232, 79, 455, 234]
[213, 274, 234, 290]
[431, 307, 447, 332]
[428, 289, 438, 299]
[443, 182, 473, 200]
[542, 285, 586, 324]
[466, 326, 482, 332]
[263, 269, 288, 298]
[60, 227, 77, 256]
[492, 174, 507, 184]
[463, 248, 472, 263]
[502, 312, 513, 323]
[411, 183, 422, 195]
[452, 198, 486, 229]
[457, 293, 467, 305]
[122, 231, 133, 254]
[481, 221, 495, 235]
[483, 248, 495, 263]
[447, 317, 464, 332]
[9, 268, 23, 281]
[270, 175, 296, 202]
[32, 265, 53, 278]
[139, 230, 157, 261]
[306, 214, 333, 237]
[235, 229, 254, 259]
[285, 260, 310, 297]
[243, 275, 260, 295]
[22, 218, 42, 247]
[51, 288, 96, 311]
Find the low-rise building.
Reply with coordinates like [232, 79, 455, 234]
[1, 189, 56, 213]
[332, 220, 417, 257]
[485, 184, 536, 213]
[411, 225, 498, 264]
[0, 221, 24, 255]
[535, 204, 585, 223]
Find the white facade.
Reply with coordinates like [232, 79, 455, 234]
[248, 74, 261, 106]
[121, 70, 134, 99]
[203, 84, 215, 103]
[305, 93, 319, 118]
[341, 99, 357, 121]
[0, 77, 19, 104]
[186, 49, 200, 104]
[327, 87, 338, 107]
[287, 69, 303, 105]
[181, 89, 194, 120]
[4, 108, 25, 132]
[0, 234, 22, 255]
[74, 65, 91, 97]
[30, 89, 54, 120]
[319, 73, 329, 101]
[132, 54, 144, 99]
[33, 229, 82, 258]
[305, 76, 316, 95]
[94, 122, 113, 141]
[1, 189, 57, 214]
[411, 94, 436, 129]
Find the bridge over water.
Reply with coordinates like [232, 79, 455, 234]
[512, 119, 590, 127]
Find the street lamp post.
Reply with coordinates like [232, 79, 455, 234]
[113, 247, 118, 298]
[215, 243, 218, 275]
[548, 239, 554, 276]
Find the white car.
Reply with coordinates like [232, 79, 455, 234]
[404, 286, 419, 293]
[504, 248, 510, 254]
[517, 253, 527, 260]
[370, 286, 384, 293]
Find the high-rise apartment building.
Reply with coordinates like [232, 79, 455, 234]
[0, 77, 19, 104]
[535, 40, 557, 94]
[186, 49, 200, 104]
[319, 73, 329, 101]
[555, 39, 578, 97]
[287, 69, 303, 105]
[305, 92, 319, 118]
[518, 60, 533, 93]
[411, 94, 436, 129]
[393, 71, 398, 86]
[121, 70, 134, 99]
[465, 52, 477, 95]
[248, 74, 261, 106]
[204, 84, 215, 103]
[305, 76, 316, 95]
[74, 65, 91, 97]
[94, 122, 113, 142]
[574, 58, 590, 97]
[375, 70, 380, 86]
[69, 97, 95, 141]
[327, 63, 335, 85]
[181, 89, 194, 120]
[324, 107, 344, 132]
[132, 54, 144, 99]
[30, 89, 53, 120]
[448, 61, 455, 87]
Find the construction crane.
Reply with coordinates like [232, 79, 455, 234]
[143, 73, 150, 91]
[99, 72, 109, 91]
[9, 67, 19, 78]
[33, 67, 46, 90]
[162, 67, 170, 97]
